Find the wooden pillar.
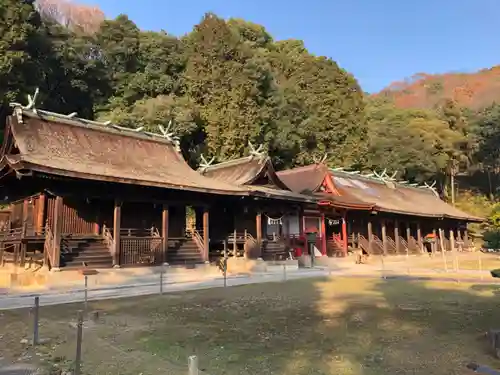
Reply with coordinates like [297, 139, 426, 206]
[367, 220, 373, 253]
[37, 193, 46, 234]
[113, 200, 121, 267]
[406, 223, 411, 244]
[417, 222, 423, 252]
[285, 215, 290, 246]
[162, 204, 169, 264]
[432, 228, 437, 252]
[256, 212, 262, 258]
[342, 214, 348, 255]
[52, 196, 63, 269]
[233, 229, 237, 256]
[320, 213, 327, 256]
[449, 229, 456, 253]
[381, 220, 388, 255]
[19, 199, 29, 266]
[394, 219, 400, 252]
[203, 207, 209, 262]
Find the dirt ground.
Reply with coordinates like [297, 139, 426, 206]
[1, 276, 500, 375]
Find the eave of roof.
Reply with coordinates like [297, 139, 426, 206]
[330, 169, 484, 222]
[1, 106, 250, 196]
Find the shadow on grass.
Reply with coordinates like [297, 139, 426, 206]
[2, 277, 500, 374]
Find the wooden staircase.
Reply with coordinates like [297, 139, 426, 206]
[60, 236, 113, 269]
[167, 237, 204, 265]
[327, 236, 345, 257]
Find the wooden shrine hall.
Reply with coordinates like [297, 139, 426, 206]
[197, 147, 314, 260]
[278, 162, 483, 257]
[0, 102, 314, 270]
[277, 163, 376, 256]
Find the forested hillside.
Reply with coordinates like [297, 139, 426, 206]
[377, 68, 500, 110]
[2, 0, 500, 207]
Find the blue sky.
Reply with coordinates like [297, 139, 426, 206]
[85, 0, 500, 93]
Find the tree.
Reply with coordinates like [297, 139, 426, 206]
[365, 97, 465, 183]
[183, 13, 278, 161]
[0, 0, 43, 109]
[266, 39, 367, 168]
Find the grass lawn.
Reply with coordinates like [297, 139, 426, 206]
[2, 277, 500, 374]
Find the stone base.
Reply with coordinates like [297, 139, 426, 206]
[226, 258, 267, 274]
[314, 256, 342, 270]
[297, 255, 312, 268]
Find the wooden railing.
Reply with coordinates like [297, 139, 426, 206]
[43, 224, 56, 269]
[399, 236, 409, 253]
[359, 235, 370, 253]
[102, 225, 115, 260]
[407, 236, 421, 254]
[370, 235, 384, 255]
[120, 237, 163, 266]
[327, 235, 345, 257]
[187, 228, 206, 256]
[387, 236, 397, 254]
[119, 227, 158, 237]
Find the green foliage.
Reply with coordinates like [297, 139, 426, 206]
[0, 0, 43, 108]
[365, 97, 466, 182]
[2, 2, 500, 210]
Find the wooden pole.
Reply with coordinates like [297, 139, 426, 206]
[342, 214, 348, 256]
[203, 207, 209, 262]
[394, 219, 400, 253]
[256, 212, 262, 258]
[439, 228, 448, 272]
[161, 205, 169, 264]
[233, 229, 237, 257]
[113, 200, 121, 267]
[450, 229, 457, 272]
[320, 213, 327, 256]
[417, 222, 423, 253]
[367, 220, 373, 254]
[33, 296, 39, 346]
[381, 220, 388, 255]
[37, 193, 46, 234]
[52, 196, 63, 270]
[406, 223, 411, 246]
[75, 311, 83, 375]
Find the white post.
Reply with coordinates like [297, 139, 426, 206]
[188, 355, 199, 375]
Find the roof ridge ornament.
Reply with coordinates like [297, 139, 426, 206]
[199, 154, 215, 171]
[248, 141, 265, 158]
[158, 120, 181, 151]
[10, 87, 40, 115]
[313, 154, 328, 165]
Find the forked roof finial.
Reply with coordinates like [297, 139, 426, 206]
[248, 141, 265, 158]
[199, 154, 215, 170]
